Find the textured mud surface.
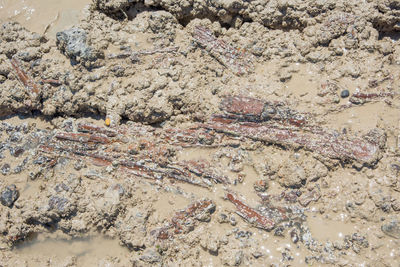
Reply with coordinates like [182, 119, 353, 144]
[1, 0, 400, 266]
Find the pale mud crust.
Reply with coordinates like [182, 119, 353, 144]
[0, 0, 400, 266]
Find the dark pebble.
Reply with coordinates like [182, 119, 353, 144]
[235, 230, 252, 239]
[49, 196, 69, 212]
[290, 229, 299, 243]
[340, 90, 350, 98]
[1, 163, 10, 175]
[9, 146, 24, 157]
[1, 184, 19, 207]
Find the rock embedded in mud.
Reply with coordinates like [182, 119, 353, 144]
[1, 163, 10, 175]
[253, 179, 268, 192]
[235, 251, 244, 265]
[140, 248, 162, 263]
[56, 28, 104, 66]
[298, 188, 321, 207]
[392, 199, 400, 211]
[0, 184, 19, 207]
[48, 195, 74, 217]
[340, 90, 350, 98]
[381, 220, 400, 239]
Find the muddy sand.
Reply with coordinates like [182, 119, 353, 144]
[0, 0, 400, 266]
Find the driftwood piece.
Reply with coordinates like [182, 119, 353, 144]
[38, 123, 230, 188]
[201, 96, 382, 166]
[226, 193, 275, 231]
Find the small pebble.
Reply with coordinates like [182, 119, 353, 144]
[340, 90, 350, 98]
[1, 184, 19, 207]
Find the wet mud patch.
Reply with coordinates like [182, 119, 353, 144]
[12, 233, 130, 266]
[0, 0, 400, 266]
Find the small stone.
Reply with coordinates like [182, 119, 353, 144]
[279, 72, 292, 82]
[235, 230, 252, 239]
[1, 163, 10, 175]
[378, 41, 393, 55]
[229, 215, 237, 226]
[1, 184, 19, 207]
[298, 188, 321, 207]
[381, 220, 400, 239]
[9, 146, 24, 157]
[140, 248, 161, 263]
[73, 160, 86, 171]
[274, 226, 285, 237]
[235, 251, 244, 266]
[340, 90, 350, 98]
[84, 169, 102, 179]
[207, 239, 219, 255]
[218, 213, 229, 224]
[290, 229, 299, 244]
[253, 179, 268, 192]
[252, 251, 263, 259]
[281, 247, 294, 262]
[392, 199, 400, 211]
[49, 196, 69, 212]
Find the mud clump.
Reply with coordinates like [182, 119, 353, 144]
[0, 0, 400, 266]
[381, 219, 400, 239]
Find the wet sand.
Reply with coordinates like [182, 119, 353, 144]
[0, 0, 400, 266]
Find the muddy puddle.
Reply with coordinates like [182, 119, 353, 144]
[14, 234, 130, 266]
[0, 0, 90, 36]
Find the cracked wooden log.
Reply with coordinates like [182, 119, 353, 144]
[203, 119, 380, 165]
[38, 123, 230, 187]
[202, 96, 382, 166]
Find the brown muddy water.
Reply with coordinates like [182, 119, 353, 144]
[0, 0, 90, 36]
[15, 234, 130, 266]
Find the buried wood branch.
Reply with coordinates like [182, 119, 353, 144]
[10, 58, 41, 98]
[226, 193, 275, 231]
[201, 96, 382, 166]
[38, 123, 230, 188]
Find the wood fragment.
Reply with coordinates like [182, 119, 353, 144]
[10, 58, 40, 97]
[226, 193, 275, 231]
[55, 132, 111, 144]
[153, 199, 216, 240]
[201, 96, 381, 166]
[108, 46, 179, 61]
[38, 123, 229, 188]
[219, 96, 308, 126]
[349, 91, 395, 104]
[77, 123, 119, 137]
[193, 26, 253, 76]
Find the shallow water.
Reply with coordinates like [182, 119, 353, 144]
[0, 0, 91, 36]
[15, 234, 130, 266]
